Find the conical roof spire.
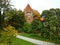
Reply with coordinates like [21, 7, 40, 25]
[24, 4, 32, 11]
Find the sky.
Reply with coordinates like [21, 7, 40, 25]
[11, 0, 60, 13]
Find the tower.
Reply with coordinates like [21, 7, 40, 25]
[24, 4, 33, 23]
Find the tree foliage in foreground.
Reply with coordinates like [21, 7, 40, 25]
[31, 20, 43, 34]
[41, 8, 60, 43]
[0, 25, 16, 44]
[0, 0, 11, 29]
[9, 10, 25, 29]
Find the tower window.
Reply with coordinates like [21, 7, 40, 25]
[27, 12, 31, 15]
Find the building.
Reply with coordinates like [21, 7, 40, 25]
[24, 4, 33, 23]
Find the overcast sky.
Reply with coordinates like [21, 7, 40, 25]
[11, 0, 60, 13]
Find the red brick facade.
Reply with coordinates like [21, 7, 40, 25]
[24, 4, 33, 23]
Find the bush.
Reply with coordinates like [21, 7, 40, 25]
[23, 23, 32, 33]
[31, 20, 43, 34]
[0, 25, 16, 44]
[17, 27, 23, 33]
[40, 28, 50, 39]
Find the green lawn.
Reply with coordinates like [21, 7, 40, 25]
[0, 38, 36, 45]
[19, 33, 60, 44]
[19, 33, 49, 41]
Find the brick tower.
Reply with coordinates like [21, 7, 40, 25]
[24, 4, 33, 23]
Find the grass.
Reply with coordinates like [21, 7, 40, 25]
[19, 33, 60, 44]
[19, 33, 49, 41]
[0, 38, 36, 45]
[11, 38, 36, 45]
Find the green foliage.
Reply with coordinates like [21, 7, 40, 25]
[41, 8, 60, 43]
[9, 10, 25, 29]
[31, 20, 43, 34]
[23, 23, 32, 33]
[40, 28, 50, 39]
[5, 9, 17, 21]
[0, 25, 16, 44]
[0, 0, 11, 29]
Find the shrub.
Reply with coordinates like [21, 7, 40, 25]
[31, 20, 43, 34]
[0, 25, 16, 44]
[23, 23, 32, 33]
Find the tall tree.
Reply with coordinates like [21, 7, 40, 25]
[41, 8, 60, 41]
[0, 0, 11, 29]
[9, 10, 25, 30]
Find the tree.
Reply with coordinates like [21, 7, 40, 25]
[23, 22, 32, 33]
[33, 10, 40, 20]
[41, 8, 60, 42]
[0, 0, 11, 29]
[9, 10, 25, 30]
[5, 9, 17, 21]
[31, 20, 43, 34]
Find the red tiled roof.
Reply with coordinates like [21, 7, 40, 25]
[24, 4, 32, 11]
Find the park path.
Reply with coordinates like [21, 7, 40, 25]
[16, 35, 59, 45]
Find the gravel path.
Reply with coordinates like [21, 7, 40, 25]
[16, 35, 59, 45]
